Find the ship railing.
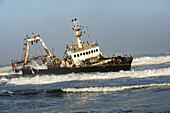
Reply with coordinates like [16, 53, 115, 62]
[104, 53, 129, 58]
[27, 53, 48, 59]
[11, 53, 49, 64]
[70, 44, 99, 52]
[11, 58, 24, 64]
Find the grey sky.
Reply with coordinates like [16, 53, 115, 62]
[0, 0, 170, 65]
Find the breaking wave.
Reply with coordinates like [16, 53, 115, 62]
[1, 67, 170, 85]
[132, 55, 170, 66]
[165, 52, 170, 55]
[1, 83, 170, 96]
[0, 66, 12, 73]
[62, 83, 170, 93]
[0, 66, 22, 76]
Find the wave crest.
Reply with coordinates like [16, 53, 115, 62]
[62, 83, 170, 93]
[132, 55, 170, 66]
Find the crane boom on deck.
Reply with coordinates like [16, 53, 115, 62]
[11, 33, 52, 72]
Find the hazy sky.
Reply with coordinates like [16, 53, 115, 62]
[0, 0, 170, 65]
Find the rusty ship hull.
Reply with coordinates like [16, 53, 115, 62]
[22, 58, 133, 75]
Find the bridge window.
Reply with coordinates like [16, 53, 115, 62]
[74, 55, 76, 58]
[80, 53, 82, 56]
[83, 52, 85, 55]
[86, 52, 88, 55]
[94, 49, 96, 53]
[89, 51, 90, 54]
[77, 54, 79, 57]
[96, 49, 98, 52]
[91, 50, 93, 53]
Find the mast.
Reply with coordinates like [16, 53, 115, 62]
[23, 37, 30, 67]
[71, 18, 83, 48]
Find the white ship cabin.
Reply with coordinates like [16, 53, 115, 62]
[65, 18, 103, 66]
[66, 44, 101, 65]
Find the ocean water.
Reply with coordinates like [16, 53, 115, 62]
[0, 53, 170, 112]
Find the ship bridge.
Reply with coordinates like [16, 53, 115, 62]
[65, 18, 103, 66]
[66, 44, 101, 65]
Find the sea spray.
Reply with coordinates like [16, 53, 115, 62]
[132, 55, 170, 66]
[3, 67, 170, 85]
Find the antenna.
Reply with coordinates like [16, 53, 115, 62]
[32, 33, 34, 37]
[65, 39, 68, 46]
[86, 25, 91, 45]
[52, 48, 55, 56]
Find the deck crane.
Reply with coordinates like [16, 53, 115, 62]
[11, 33, 52, 72]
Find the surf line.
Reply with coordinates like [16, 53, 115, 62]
[132, 60, 170, 66]
[61, 83, 170, 93]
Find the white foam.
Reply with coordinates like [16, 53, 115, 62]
[4, 67, 170, 85]
[0, 77, 9, 84]
[0, 62, 47, 76]
[0, 63, 46, 76]
[165, 52, 170, 55]
[62, 83, 170, 92]
[0, 66, 22, 76]
[132, 55, 170, 66]
[0, 66, 11, 73]
[31, 61, 47, 70]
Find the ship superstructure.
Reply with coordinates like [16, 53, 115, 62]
[64, 18, 102, 67]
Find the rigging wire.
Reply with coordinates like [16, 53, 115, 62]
[22, 39, 26, 60]
[37, 41, 44, 56]
[34, 41, 37, 57]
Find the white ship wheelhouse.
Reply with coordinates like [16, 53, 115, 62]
[66, 45, 101, 65]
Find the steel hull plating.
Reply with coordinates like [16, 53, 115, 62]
[22, 64, 132, 75]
